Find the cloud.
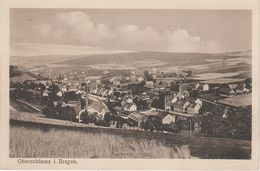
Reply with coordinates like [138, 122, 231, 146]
[53, 12, 116, 45]
[115, 25, 161, 51]
[164, 29, 221, 53]
[31, 11, 222, 53]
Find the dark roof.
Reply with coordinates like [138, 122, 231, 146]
[174, 100, 186, 106]
[157, 112, 170, 119]
[128, 112, 147, 122]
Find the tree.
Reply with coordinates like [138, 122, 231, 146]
[186, 70, 193, 77]
[137, 99, 148, 110]
[227, 106, 251, 139]
[144, 71, 153, 81]
[10, 65, 23, 77]
[170, 72, 177, 77]
[182, 70, 193, 77]
[158, 91, 166, 110]
[151, 98, 159, 109]
[48, 83, 61, 102]
[199, 106, 251, 140]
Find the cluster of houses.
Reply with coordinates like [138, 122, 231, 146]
[10, 66, 252, 134]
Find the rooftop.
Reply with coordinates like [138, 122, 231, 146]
[89, 100, 106, 113]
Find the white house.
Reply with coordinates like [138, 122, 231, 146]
[123, 103, 137, 112]
[203, 84, 209, 91]
[162, 114, 176, 124]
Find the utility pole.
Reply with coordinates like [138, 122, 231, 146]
[164, 91, 166, 111]
[85, 86, 88, 110]
[189, 119, 192, 136]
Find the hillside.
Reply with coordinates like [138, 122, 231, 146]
[55, 51, 251, 65]
[55, 51, 227, 66]
[10, 55, 87, 65]
[55, 51, 251, 76]
[11, 51, 252, 78]
[11, 51, 252, 67]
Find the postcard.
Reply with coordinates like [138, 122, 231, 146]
[0, 0, 259, 170]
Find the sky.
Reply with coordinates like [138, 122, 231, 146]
[10, 9, 252, 56]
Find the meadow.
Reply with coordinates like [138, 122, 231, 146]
[10, 125, 194, 158]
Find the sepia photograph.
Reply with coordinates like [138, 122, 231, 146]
[9, 8, 253, 159]
[0, 0, 259, 169]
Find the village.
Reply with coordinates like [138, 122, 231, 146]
[10, 65, 252, 140]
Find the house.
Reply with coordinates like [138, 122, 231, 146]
[201, 78, 245, 94]
[56, 91, 63, 97]
[172, 100, 187, 113]
[151, 73, 158, 79]
[108, 88, 114, 96]
[178, 83, 194, 94]
[128, 112, 148, 127]
[122, 102, 137, 112]
[172, 98, 202, 115]
[43, 90, 49, 96]
[137, 76, 144, 82]
[162, 114, 176, 124]
[113, 79, 120, 87]
[186, 99, 202, 115]
[183, 101, 190, 112]
[130, 74, 137, 82]
[186, 103, 196, 114]
[154, 77, 179, 86]
[121, 95, 133, 106]
[96, 87, 103, 95]
[140, 108, 160, 116]
[235, 83, 250, 94]
[87, 100, 107, 119]
[145, 81, 155, 89]
[198, 83, 209, 91]
[101, 89, 109, 97]
[99, 88, 106, 96]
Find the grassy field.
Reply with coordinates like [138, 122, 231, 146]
[9, 111, 251, 159]
[10, 125, 194, 158]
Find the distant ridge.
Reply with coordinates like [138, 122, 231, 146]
[11, 50, 251, 66]
[54, 51, 247, 66]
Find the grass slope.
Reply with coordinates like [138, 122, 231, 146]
[10, 125, 194, 158]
